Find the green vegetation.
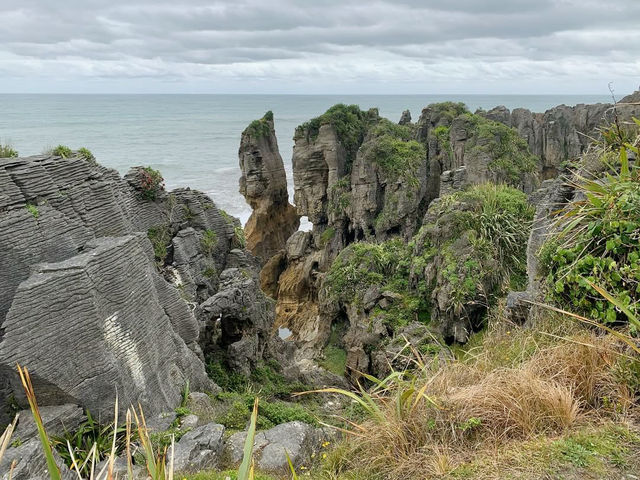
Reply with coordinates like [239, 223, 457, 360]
[147, 225, 171, 266]
[25, 203, 39, 219]
[185, 471, 279, 480]
[303, 309, 639, 480]
[541, 126, 640, 328]
[328, 177, 352, 215]
[295, 104, 370, 173]
[215, 392, 317, 431]
[0, 143, 18, 157]
[77, 147, 96, 164]
[319, 226, 336, 246]
[201, 229, 218, 256]
[433, 125, 452, 159]
[361, 118, 425, 186]
[246, 111, 274, 138]
[139, 166, 165, 200]
[52, 411, 127, 476]
[370, 118, 413, 140]
[234, 225, 246, 248]
[203, 265, 217, 278]
[427, 101, 469, 123]
[51, 144, 72, 158]
[319, 345, 347, 376]
[325, 238, 427, 328]
[365, 134, 425, 185]
[325, 184, 533, 330]
[412, 184, 534, 315]
[463, 114, 538, 184]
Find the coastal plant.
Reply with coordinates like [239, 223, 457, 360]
[364, 132, 425, 185]
[463, 115, 538, 185]
[11, 364, 177, 480]
[0, 143, 18, 157]
[432, 125, 452, 159]
[52, 411, 128, 476]
[295, 104, 369, 173]
[410, 183, 534, 322]
[51, 144, 73, 158]
[234, 225, 246, 248]
[246, 111, 273, 138]
[147, 225, 172, 266]
[78, 147, 96, 164]
[541, 129, 640, 328]
[25, 203, 39, 219]
[201, 229, 218, 256]
[237, 398, 259, 480]
[139, 166, 165, 201]
[301, 309, 635, 480]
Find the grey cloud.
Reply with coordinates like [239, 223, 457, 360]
[0, 0, 639, 92]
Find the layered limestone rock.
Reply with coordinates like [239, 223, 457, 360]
[0, 152, 279, 424]
[239, 112, 299, 262]
[250, 95, 640, 376]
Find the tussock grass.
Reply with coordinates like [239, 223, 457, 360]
[309, 312, 639, 480]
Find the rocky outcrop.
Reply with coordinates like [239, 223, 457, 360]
[173, 423, 226, 473]
[0, 152, 281, 425]
[252, 96, 640, 371]
[479, 93, 640, 180]
[239, 112, 299, 262]
[223, 421, 328, 473]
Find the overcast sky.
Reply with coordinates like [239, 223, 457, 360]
[1, 0, 638, 94]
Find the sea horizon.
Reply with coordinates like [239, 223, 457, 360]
[0, 93, 619, 224]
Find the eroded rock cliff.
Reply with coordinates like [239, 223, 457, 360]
[239, 112, 299, 262]
[0, 152, 282, 424]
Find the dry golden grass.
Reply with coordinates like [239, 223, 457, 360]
[317, 313, 639, 480]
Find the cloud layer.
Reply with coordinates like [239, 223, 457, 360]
[1, 0, 639, 93]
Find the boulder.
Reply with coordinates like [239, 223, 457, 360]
[223, 421, 326, 473]
[173, 423, 225, 473]
[0, 438, 75, 480]
[13, 404, 85, 442]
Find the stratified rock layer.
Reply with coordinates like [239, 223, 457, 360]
[0, 152, 281, 423]
[239, 113, 299, 262]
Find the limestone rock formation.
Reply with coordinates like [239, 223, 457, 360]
[223, 421, 328, 473]
[239, 112, 299, 262]
[173, 423, 226, 473]
[0, 152, 280, 426]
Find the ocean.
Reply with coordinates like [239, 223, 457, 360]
[0, 94, 614, 224]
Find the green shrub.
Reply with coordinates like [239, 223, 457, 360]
[234, 225, 246, 248]
[51, 145, 72, 158]
[139, 166, 164, 200]
[541, 141, 640, 328]
[325, 238, 428, 328]
[464, 116, 538, 184]
[411, 183, 534, 318]
[426, 101, 469, 123]
[432, 125, 451, 158]
[319, 227, 336, 246]
[147, 225, 171, 265]
[319, 344, 347, 376]
[246, 111, 273, 138]
[365, 135, 425, 185]
[206, 360, 247, 392]
[52, 411, 127, 476]
[0, 143, 18, 158]
[201, 229, 218, 256]
[77, 147, 96, 163]
[295, 104, 369, 173]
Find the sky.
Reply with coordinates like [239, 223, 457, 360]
[1, 0, 639, 94]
